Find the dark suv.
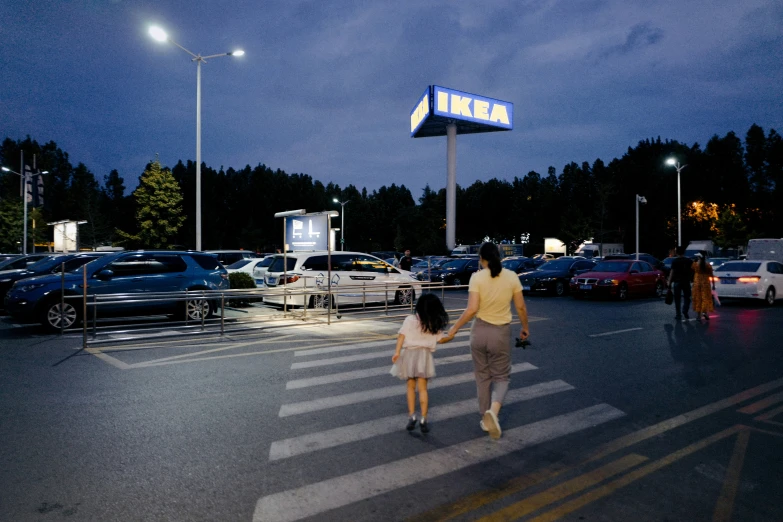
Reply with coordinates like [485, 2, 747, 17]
[4, 250, 228, 331]
[0, 252, 108, 308]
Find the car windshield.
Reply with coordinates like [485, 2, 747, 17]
[502, 260, 521, 270]
[26, 256, 69, 273]
[717, 262, 760, 272]
[227, 259, 252, 269]
[538, 260, 572, 271]
[591, 261, 632, 272]
[268, 256, 297, 272]
[440, 259, 467, 270]
[258, 256, 274, 268]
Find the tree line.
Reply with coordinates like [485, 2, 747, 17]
[1, 123, 781, 259]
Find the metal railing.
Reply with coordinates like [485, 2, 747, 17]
[47, 267, 466, 347]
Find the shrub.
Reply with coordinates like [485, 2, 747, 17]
[228, 272, 256, 306]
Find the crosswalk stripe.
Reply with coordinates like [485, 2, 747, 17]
[278, 363, 537, 417]
[294, 331, 470, 357]
[286, 353, 474, 390]
[269, 380, 575, 461]
[254, 403, 625, 522]
[291, 340, 472, 370]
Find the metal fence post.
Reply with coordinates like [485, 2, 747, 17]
[82, 265, 87, 349]
[184, 289, 189, 326]
[92, 294, 97, 339]
[201, 291, 205, 330]
[220, 293, 225, 335]
[384, 285, 388, 316]
[60, 264, 65, 336]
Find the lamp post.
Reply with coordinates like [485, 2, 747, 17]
[332, 198, 349, 251]
[665, 158, 687, 248]
[2, 166, 48, 254]
[149, 26, 244, 251]
[636, 194, 647, 261]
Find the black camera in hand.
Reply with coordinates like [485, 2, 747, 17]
[515, 337, 531, 349]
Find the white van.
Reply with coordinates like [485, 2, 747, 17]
[746, 238, 783, 264]
[262, 251, 421, 308]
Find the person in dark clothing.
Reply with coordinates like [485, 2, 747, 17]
[667, 245, 693, 321]
[399, 250, 413, 271]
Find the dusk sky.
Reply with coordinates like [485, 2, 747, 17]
[2, 0, 781, 196]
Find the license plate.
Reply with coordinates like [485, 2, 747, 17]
[522, 285, 530, 291]
[721, 279, 735, 285]
[580, 284, 592, 290]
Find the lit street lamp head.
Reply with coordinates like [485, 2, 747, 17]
[665, 157, 677, 166]
[230, 50, 245, 57]
[149, 26, 168, 42]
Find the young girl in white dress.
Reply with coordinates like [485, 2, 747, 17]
[391, 293, 449, 433]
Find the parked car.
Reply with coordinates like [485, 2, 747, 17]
[713, 260, 783, 306]
[0, 254, 20, 264]
[410, 257, 449, 275]
[226, 256, 273, 286]
[384, 257, 423, 267]
[661, 257, 677, 278]
[501, 256, 537, 274]
[708, 257, 731, 268]
[206, 250, 260, 266]
[518, 258, 596, 296]
[4, 250, 228, 331]
[263, 251, 420, 308]
[0, 253, 55, 272]
[569, 260, 666, 300]
[0, 252, 109, 308]
[416, 256, 480, 286]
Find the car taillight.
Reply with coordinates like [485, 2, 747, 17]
[220, 273, 228, 279]
[738, 276, 760, 283]
[709, 276, 719, 283]
[281, 275, 300, 284]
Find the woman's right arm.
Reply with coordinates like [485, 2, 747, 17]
[513, 290, 529, 339]
[392, 333, 405, 363]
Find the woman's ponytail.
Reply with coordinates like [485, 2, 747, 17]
[479, 242, 502, 278]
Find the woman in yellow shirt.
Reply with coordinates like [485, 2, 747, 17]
[441, 243, 530, 439]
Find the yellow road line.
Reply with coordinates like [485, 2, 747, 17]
[754, 403, 783, 421]
[712, 429, 750, 522]
[417, 376, 783, 521]
[474, 454, 648, 522]
[133, 335, 297, 365]
[85, 348, 131, 370]
[738, 391, 783, 414]
[527, 426, 744, 522]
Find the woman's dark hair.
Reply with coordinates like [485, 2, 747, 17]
[479, 242, 502, 277]
[699, 251, 709, 272]
[415, 293, 449, 335]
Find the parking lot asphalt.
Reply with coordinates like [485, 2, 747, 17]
[1, 292, 783, 521]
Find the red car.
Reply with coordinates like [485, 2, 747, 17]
[569, 259, 666, 300]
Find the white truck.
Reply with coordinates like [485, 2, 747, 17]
[746, 238, 783, 263]
[575, 242, 624, 258]
[684, 240, 718, 258]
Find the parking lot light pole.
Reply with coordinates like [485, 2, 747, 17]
[2, 166, 48, 254]
[665, 158, 687, 248]
[332, 198, 349, 251]
[636, 194, 647, 261]
[148, 25, 244, 251]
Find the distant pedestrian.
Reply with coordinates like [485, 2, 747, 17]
[667, 245, 693, 321]
[391, 293, 449, 433]
[691, 252, 715, 321]
[440, 242, 530, 440]
[399, 250, 414, 271]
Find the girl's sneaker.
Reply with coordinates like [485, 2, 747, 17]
[420, 418, 430, 433]
[483, 410, 502, 439]
[406, 416, 417, 431]
[480, 420, 489, 432]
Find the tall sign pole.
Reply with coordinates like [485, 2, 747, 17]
[410, 86, 513, 252]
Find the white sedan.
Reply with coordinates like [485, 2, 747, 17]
[225, 257, 274, 286]
[713, 260, 783, 305]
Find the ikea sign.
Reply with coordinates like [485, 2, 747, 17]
[410, 85, 513, 137]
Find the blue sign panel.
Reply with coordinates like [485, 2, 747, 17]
[410, 86, 431, 137]
[432, 86, 513, 130]
[285, 215, 328, 251]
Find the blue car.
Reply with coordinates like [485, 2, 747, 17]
[4, 250, 228, 331]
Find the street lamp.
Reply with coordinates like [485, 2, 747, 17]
[636, 194, 647, 261]
[149, 25, 244, 251]
[665, 157, 687, 248]
[332, 198, 349, 251]
[2, 166, 48, 254]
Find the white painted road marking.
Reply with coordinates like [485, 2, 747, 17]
[286, 353, 473, 389]
[278, 363, 537, 417]
[290, 340, 471, 369]
[254, 404, 625, 522]
[269, 380, 575, 461]
[588, 327, 644, 338]
[294, 331, 470, 357]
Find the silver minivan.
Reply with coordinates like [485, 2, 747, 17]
[262, 251, 421, 308]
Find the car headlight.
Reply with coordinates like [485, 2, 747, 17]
[0, 278, 12, 283]
[408, 274, 418, 280]
[17, 283, 46, 292]
[569, 277, 576, 284]
[599, 278, 617, 285]
[539, 277, 556, 282]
